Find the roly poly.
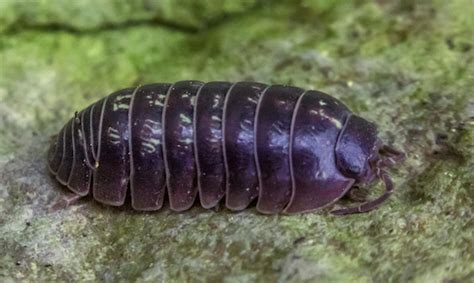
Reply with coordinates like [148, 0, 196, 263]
[48, 81, 405, 215]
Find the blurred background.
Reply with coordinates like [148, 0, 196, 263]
[0, 1, 472, 282]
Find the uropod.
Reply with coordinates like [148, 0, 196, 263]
[48, 81, 404, 215]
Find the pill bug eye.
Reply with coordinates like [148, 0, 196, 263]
[347, 165, 362, 177]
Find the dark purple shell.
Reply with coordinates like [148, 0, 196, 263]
[48, 81, 403, 215]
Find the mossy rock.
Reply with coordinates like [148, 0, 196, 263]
[0, 1, 473, 282]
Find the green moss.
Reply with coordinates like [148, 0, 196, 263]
[0, 0, 260, 32]
[0, 0, 473, 282]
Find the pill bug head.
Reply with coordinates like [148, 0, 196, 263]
[332, 114, 405, 215]
[336, 114, 405, 183]
[335, 115, 381, 184]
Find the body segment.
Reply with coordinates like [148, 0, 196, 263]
[194, 81, 233, 208]
[162, 81, 203, 211]
[254, 85, 305, 214]
[67, 115, 91, 196]
[222, 82, 268, 210]
[93, 88, 133, 206]
[284, 91, 354, 213]
[56, 119, 74, 185]
[129, 83, 170, 210]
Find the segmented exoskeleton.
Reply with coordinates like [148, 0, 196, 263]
[48, 81, 404, 215]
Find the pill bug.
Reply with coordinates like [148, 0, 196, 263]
[48, 81, 405, 215]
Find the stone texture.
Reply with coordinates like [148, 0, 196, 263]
[0, 1, 473, 282]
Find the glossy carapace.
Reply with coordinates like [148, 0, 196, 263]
[48, 81, 404, 215]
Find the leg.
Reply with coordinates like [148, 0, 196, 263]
[331, 172, 394, 215]
[380, 144, 406, 164]
[49, 191, 83, 211]
[347, 186, 368, 202]
[330, 192, 391, 215]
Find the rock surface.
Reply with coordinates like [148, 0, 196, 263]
[0, 1, 473, 282]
